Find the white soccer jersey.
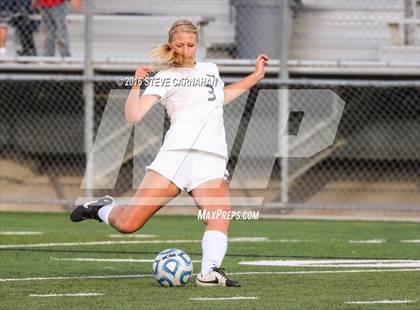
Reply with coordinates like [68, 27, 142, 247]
[142, 62, 227, 158]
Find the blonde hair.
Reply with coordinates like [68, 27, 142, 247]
[150, 19, 199, 68]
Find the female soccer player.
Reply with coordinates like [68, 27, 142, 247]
[71, 19, 268, 287]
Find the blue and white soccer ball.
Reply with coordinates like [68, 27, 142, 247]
[152, 248, 193, 287]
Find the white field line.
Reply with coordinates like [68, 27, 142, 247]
[0, 240, 195, 248]
[1, 268, 419, 282]
[345, 299, 416, 305]
[51, 257, 201, 263]
[108, 234, 157, 238]
[243, 263, 420, 268]
[348, 239, 386, 244]
[229, 237, 268, 242]
[0, 274, 153, 282]
[0, 237, 271, 249]
[228, 269, 420, 275]
[271, 239, 311, 243]
[0, 231, 42, 235]
[30, 293, 105, 298]
[239, 259, 420, 268]
[243, 259, 419, 264]
[190, 296, 258, 301]
[401, 240, 420, 243]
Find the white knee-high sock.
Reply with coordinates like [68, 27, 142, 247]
[98, 204, 115, 225]
[200, 230, 228, 276]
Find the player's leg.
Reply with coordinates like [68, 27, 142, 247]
[70, 170, 181, 234]
[108, 170, 181, 233]
[190, 178, 240, 287]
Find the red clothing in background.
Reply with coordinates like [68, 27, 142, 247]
[39, 0, 66, 8]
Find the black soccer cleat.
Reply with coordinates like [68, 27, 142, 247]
[70, 195, 115, 222]
[196, 267, 241, 287]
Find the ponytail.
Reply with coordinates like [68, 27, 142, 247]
[150, 43, 193, 68]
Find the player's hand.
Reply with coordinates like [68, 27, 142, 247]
[134, 66, 154, 81]
[254, 54, 269, 79]
[132, 66, 157, 88]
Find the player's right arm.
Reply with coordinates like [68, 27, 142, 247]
[125, 66, 159, 124]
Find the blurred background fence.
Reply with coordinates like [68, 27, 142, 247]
[1, 0, 419, 217]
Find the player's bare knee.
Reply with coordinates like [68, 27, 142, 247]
[115, 218, 144, 234]
[116, 223, 139, 234]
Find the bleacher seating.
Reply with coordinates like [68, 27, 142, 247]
[69, 0, 234, 60]
[2, 0, 419, 69]
[289, 0, 420, 62]
[65, 14, 234, 60]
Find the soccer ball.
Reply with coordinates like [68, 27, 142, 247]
[152, 248, 193, 287]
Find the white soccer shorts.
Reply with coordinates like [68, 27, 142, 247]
[145, 149, 229, 192]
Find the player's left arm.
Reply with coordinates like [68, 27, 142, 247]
[223, 54, 268, 105]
